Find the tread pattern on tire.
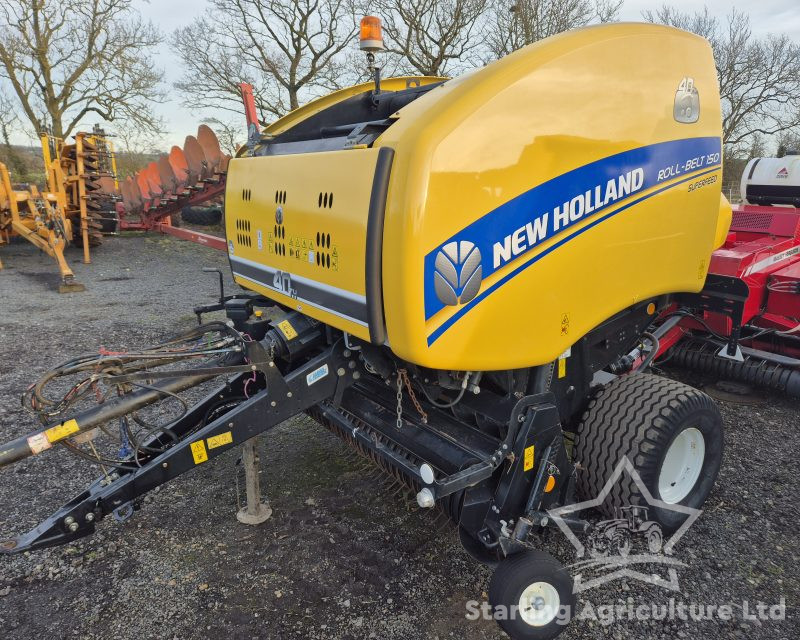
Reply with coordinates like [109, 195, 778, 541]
[488, 550, 567, 598]
[181, 206, 222, 226]
[488, 550, 575, 639]
[574, 373, 715, 516]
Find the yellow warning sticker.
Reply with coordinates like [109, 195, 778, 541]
[44, 418, 80, 443]
[557, 347, 570, 379]
[524, 445, 535, 471]
[207, 431, 233, 450]
[277, 320, 298, 340]
[190, 440, 208, 464]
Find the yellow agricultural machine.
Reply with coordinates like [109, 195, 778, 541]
[0, 162, 84, 292]
[0, 127, 119, 291]
[1, 123, 233, 289]
[0, 22, 734, 640]
[41, 126, 120, 261]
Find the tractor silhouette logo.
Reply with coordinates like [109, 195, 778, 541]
[433, 240, 482, 306]
[548, 456, 702, 593]
[588, 505, 663, 558]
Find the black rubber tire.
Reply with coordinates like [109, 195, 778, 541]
[488, 550, 574, 640]
[575, 373, 723, 532]
[99, 209, 119, 233]
[96, 197, 119, 233]
[181, 205, 222, 226]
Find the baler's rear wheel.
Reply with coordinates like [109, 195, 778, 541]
[488, 550, 574, 640]
[574, 373, 723, 532]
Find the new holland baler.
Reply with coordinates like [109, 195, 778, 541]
[1, 23, 732, 639]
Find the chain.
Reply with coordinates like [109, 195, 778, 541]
[396, 371, 403, 429]
[398, 368, 428, 423]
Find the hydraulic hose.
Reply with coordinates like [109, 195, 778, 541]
[0, 369, 225, 469]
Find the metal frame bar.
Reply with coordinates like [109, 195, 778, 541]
[0, 342, 358, 554]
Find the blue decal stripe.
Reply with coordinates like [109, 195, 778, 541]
[423, 137, 722, 320]
[426, 166, 720, 347]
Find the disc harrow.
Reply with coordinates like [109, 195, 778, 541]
[118, 125, 230, 249]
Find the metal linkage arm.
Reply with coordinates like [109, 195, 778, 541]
[1, 342, 358, 554]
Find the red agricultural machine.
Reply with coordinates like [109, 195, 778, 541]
[1, 123, 232, 290]
[648, 156, 800, 398]
[116, 123, 230, 251]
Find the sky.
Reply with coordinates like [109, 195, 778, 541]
[7, 0, 800, 148]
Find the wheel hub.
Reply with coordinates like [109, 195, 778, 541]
[658, 427, 706, 504]
[519, 581, 560, 627]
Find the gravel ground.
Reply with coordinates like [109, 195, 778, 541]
[0, 233, 797, 640]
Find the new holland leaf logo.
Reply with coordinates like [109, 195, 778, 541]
[433, 241, 482, 306]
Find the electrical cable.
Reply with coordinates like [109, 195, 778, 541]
[634, 331, 660, 372]
[417, 372, 469, 409]
[20, 324, 246, 470]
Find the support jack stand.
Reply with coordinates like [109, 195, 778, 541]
[236, 437, 272, 525]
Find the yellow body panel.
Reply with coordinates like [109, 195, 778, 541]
[226, 149, 383, 341]
[714, 194, 733, 249]
[227, 23, 727, 370]
[379, 23, 724, 369]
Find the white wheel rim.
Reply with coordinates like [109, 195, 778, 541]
[518, 581, 560, 627]
[658, 427, 706, 504]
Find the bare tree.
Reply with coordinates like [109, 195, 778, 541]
[173, 0, 357, 125]
[0, 0, 164, 140]
[202, 118, 245, 156]
[362, 0, 489, 76]
[643, 6, 800, 151]
[111, 126, 163, 180]
[487, 0, 622, 58]
[0, 91, 28, 178]
[776, 131, 800, 158]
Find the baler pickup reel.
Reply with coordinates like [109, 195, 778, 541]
[0, 300, 577, 556]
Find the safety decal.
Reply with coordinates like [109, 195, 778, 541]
[277, 319, 298, 340]
[45, 418, 80, 443]
[190, 440, 209, 464]
[207, 431, 233, 450]
[524, 445, 535, 472]
[558, 347, 570, 379]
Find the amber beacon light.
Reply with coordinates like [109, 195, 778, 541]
[359, 16, 384, 52]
